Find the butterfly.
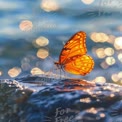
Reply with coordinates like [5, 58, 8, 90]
[54, 31, 94, 76]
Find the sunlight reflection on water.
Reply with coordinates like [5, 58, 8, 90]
[0, 0, 122, 86]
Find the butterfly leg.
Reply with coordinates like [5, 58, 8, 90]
[60, 65, 69, 79]
[45, 56, 61, 78]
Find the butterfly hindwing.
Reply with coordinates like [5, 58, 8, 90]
[64, 55, 94, 75]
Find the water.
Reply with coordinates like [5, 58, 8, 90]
[0, 0, 122, 83]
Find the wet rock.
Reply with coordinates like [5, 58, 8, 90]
[19, 75, 122, 122]
[0, 79, 33, 122]
[0, 75, 122, 122]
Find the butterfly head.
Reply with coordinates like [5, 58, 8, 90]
[54, 61, 60, 68]
[54, 61, 59, 65]
[54, 61, 64, 70]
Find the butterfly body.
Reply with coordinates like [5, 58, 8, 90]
[54, 31, 94, 76]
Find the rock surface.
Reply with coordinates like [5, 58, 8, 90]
[0, 79, 33, 122]
[0, 75, 122, 122]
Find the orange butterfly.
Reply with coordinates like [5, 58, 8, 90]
[54, 31, 94, 76]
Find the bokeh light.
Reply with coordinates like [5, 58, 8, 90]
[93, 76, 106, 84]
[0, 70, 3, 76]
[40, 0, 59, 12]
[114, 37, 122, 50]
[118, 72, 122, 78]
[87, 107, 97, 114]
[90, 32, 109, 43]
[8, 67, 21, 78]
[118, 53, 122, 62]
[105, 57, 116, 65]
[80, 98, 91, 103]
[34, 36, 49, 47]
[120, 80, 122, 84]
[104, 47, 114, 56]
[111, 74, 119, 82]
[37, 48, 49, 59]
[90, 32, 98, 42]
[110, 93, 115, 98]
[111, 72, 122, 85]
[96, 48, 106, 58]
[90, 31, 121, 83]
[19, 20, 33, 31]
[99, 113, 105, 118]
[31, 67, 44, 75]
[96, 33, 109, 42]
[107, 35, 116, 44]
[81, 0, 94, 4]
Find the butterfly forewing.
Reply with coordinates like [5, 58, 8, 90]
[59, 31, 87, 64]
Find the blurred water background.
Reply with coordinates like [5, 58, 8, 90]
[0, 0, 122, 85]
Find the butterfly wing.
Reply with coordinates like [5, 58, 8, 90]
[55, 31, 94, 75]
[64, 55, 94, 75]
[59, 31, 87, 64]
